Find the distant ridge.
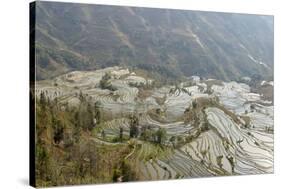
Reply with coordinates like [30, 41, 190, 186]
[34, 1, 273, 81]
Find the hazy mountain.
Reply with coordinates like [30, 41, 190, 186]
[33, 1, 273, 81]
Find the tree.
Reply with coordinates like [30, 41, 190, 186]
[129, 115, 139, 138]
[156, 108, 161, 115]
[169, 136, 176, 147]
[101, 130, 106, 139]
[100, 72, 116, 91]
[140, 126, 153, 141]
[184, 107, 190, 113]
[177, 136, 184, 145]
[120, 160, 137, 182]
[73, 123, 81, 143]
[86, 103, 94, 131]
[192, 100, 197, 109]
[79, 90, 84, 101]
[53, 118, 64, 144]
[250, 104, 255, 112]
[113, 160, 137, 182]
[94, 101, 101, 124]
[39, 91, 47, 109]
[119, 127, 124, 141]
[200, 122, 210, 132]
[155, 128, 167, 145]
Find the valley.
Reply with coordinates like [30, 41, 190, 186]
[35, 66, 273, 186]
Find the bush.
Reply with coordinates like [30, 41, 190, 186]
[100, 72, 117, 91]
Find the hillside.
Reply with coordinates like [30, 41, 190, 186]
[35, 66, 273, 186]
[34, 1, 273, 81]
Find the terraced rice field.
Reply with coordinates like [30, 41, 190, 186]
[36, 66, 274, 180]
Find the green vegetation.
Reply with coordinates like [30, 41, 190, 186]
[99, 73, 117, 91]
[154, 128, 167, 145]
[129, 114, 139, 138]
[112, 160, 138, 182]
[35, 92, 139, 187]
[35, 91, 171, 187]
[128, 114, 168, 145]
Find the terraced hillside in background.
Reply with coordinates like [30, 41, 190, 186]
[34, 1, 273, 81]
[35, 67, 273, 186]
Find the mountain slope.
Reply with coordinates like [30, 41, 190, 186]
[34, 1, 274, 81]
